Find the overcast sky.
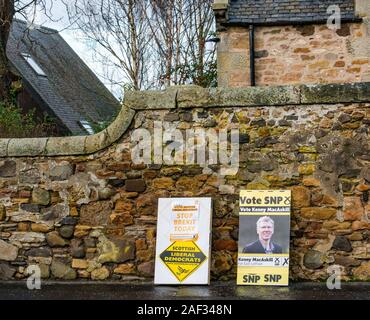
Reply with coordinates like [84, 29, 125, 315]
[16, 0, 122, 99]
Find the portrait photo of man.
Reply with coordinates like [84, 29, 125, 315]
[242, 216, 283, 254]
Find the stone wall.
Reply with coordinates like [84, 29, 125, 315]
[217, 23, 370, 87]
[0, 83, 369, 282]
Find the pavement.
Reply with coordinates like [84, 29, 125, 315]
[0, 281, 369, 300]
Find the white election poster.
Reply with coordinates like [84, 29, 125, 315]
[154, 198, 212, 285]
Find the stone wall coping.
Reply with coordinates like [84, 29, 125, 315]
[0, 105, 135, 158]
[212, 0, 229, 10]
[1, 82, 370, 157]
[125, 82, 370, 109]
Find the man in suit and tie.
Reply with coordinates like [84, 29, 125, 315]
[243, 216, 282, 254]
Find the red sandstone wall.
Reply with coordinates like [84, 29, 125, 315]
[217, 23, 370, 87]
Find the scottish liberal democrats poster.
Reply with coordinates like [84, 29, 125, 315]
[154, 198, 212, 285]
[237, 190, 291, 286]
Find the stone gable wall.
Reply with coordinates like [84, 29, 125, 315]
[0, 83, 369, 282]
[217, 23, 370, 87]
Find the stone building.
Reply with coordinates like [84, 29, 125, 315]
[213, 0, 370, 87]
[7, 19, 119, 136]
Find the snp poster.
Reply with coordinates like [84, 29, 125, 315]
[237, 190, 291, 286]
[154, 198, 212, 285]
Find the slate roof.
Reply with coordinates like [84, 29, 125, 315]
[227, 0, 358, 25]
[6, 19, 120, 135]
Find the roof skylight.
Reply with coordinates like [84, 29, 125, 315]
[21, 53, 47, 77]
[79, 120, 95, 135]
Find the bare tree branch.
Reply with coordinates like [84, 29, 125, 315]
[65, 0, 216, 91]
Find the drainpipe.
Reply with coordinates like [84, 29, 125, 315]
[249, 24, 256, 86]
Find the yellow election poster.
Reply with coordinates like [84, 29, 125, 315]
[154, 198, 212, 285]
[159, 241, 207, 282]
[237, 190, 291, 286]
